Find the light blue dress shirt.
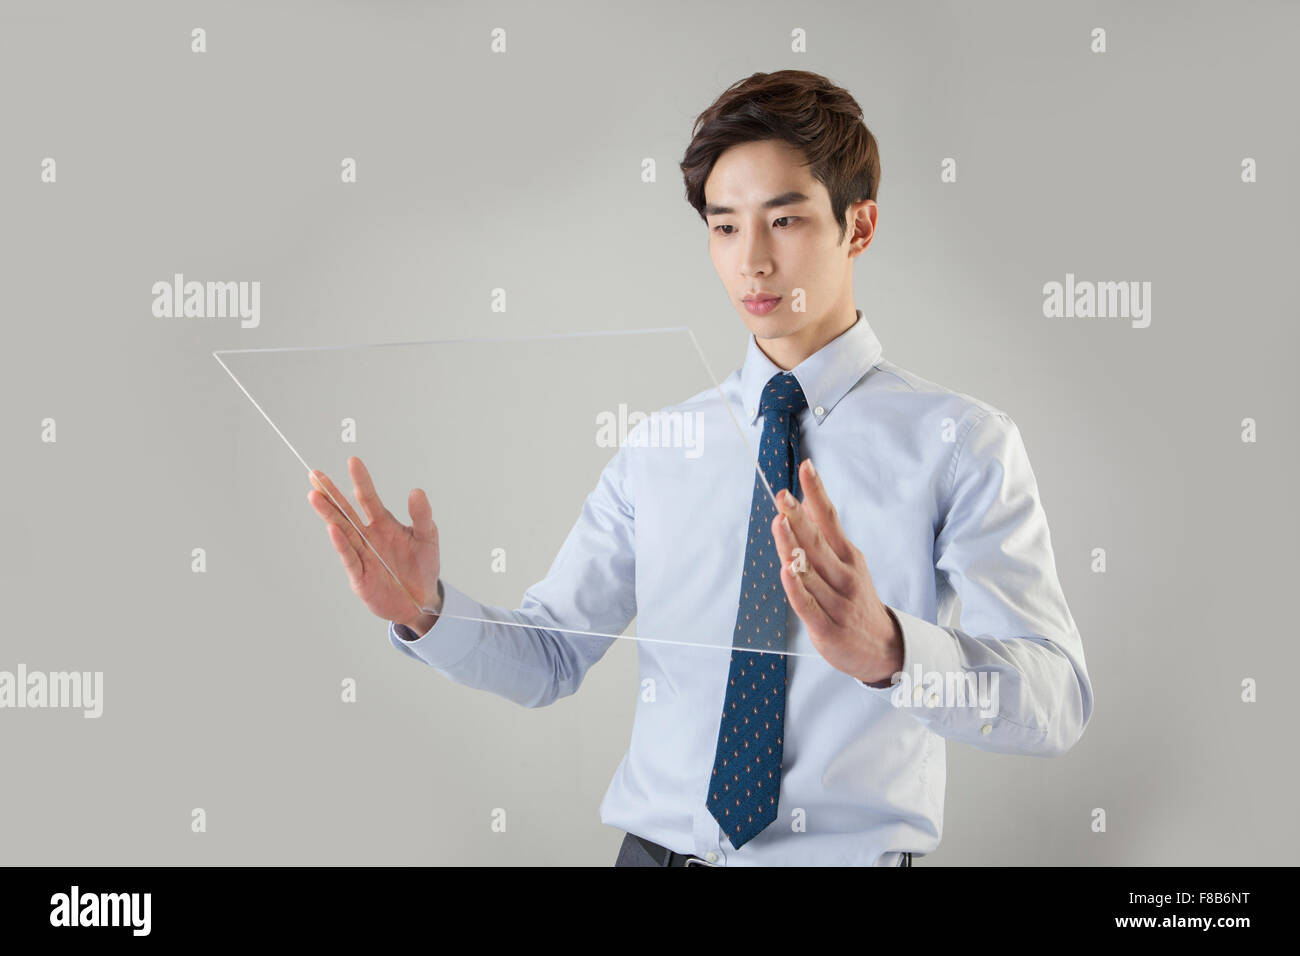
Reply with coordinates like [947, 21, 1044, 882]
[389, 310, 1094, 866]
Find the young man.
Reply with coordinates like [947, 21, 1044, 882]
[307, 70, 1093, 866]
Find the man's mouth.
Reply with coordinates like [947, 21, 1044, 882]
[742, 295, 782, 315]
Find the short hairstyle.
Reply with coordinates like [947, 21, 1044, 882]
[679, 70, 881, 245]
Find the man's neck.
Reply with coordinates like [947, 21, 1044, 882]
[756, 306, 858, 371]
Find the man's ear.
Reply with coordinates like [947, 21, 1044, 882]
[846, 200, 876, 255]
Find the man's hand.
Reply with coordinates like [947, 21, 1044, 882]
[770, 458, 904, 686]
[306, 456, 443, 632]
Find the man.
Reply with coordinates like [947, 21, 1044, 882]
[307, 70, 1093, 866]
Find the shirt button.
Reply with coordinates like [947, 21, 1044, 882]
[705, 851, 719, 863]
[912, 686, 924, 703]
[748, 407, 755, 419]
[814, 405, 825, 416]
[981, 723, 992, 735]
[926, 693, 939, 706]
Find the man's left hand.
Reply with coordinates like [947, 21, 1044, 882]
[770, 458, 904, 687]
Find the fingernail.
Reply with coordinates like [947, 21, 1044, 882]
[781, 514, 790, 531]
[806, 458, 816, 477]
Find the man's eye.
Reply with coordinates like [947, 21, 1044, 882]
[713, 218, 798, 236]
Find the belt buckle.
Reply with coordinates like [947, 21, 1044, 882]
[683, 855, 719, 867]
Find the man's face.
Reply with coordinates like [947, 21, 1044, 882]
[703, 138, 873, 346]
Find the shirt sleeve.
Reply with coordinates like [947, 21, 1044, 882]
[857, 408, 1094, 757]
[385, 439, 637, 709]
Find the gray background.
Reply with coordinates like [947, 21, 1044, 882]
[2, 0, 1296, 865]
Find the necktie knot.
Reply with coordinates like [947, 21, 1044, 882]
[759, 371, 808, 417]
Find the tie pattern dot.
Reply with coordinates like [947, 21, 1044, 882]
[707, 371, 807, 850]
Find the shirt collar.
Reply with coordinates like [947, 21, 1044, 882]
[738, 309, 884, 426]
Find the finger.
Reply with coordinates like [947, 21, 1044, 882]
[408, 487, 437, 544]
[796, 458, 857, 565]
[349, 456, 391, 526]
[307, 487, 369, 557]
[776, 486, 853, 595]
[309, 467, 369, 534]
[326, 521, 365, 580]
[772, 512, 851, 627]
[780, 561, 837, 635]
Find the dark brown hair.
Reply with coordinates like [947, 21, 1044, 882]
[679, 70, 881, 245]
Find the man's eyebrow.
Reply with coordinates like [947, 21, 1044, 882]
[703, 191, 812, 217]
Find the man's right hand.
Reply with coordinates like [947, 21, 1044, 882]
[306, 456, 442, 633]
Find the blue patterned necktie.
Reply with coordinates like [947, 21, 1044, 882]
[707, 370, 808, 850]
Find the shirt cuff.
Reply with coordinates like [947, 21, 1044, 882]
[387, 580, 484, 670]
[856, 605, 963, 715]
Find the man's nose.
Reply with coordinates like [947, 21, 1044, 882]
[740, 244, 773, 277]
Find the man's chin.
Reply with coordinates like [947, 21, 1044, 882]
[741, 311, 794, 339]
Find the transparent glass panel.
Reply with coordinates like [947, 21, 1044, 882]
[214, 329, 811, 656]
